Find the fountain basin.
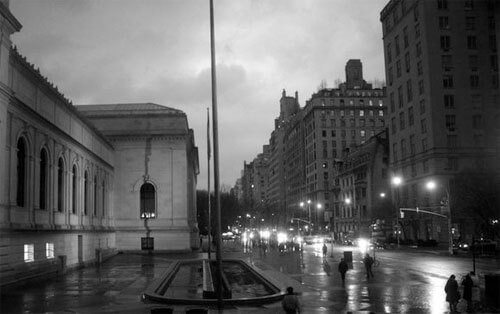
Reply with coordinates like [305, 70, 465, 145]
[142, 259, 285, 306]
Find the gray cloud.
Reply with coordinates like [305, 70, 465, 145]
[11, 0, 388, 189]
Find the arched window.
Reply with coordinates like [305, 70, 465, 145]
[57, 158, 64, 212]
[94, 175, 97, 216]
[84, 171, 88, 215]
[102, 180, 105, 217]
[140, 183, 156, 219]
[16, 138, 26, 207]
[39, 148, 48, 210]
[72, 165, 77, 214]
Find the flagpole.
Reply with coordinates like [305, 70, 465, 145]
[209, 0, 223, 307]
[207, 107, 212, 260]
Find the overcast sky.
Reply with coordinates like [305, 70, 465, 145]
[11, 0, 388, 190]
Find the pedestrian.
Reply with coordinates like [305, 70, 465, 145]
[322, 243, 328, 257]
[445, 274, 460, 313]
[338, 258, 348, 285]
[282, 286, 301, 313]
[461, 273, 473, 312]
[363, 253, 374, 278]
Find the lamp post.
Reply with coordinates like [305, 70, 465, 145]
[426, 180, 453, 255]
[391, 176, 403, 248]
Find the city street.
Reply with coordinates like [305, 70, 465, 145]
[226, 241, 500, 313]
[1, 240, 498, 313]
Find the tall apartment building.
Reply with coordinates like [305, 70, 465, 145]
[267, 90, 300, 226]
[380, 0, 499, 243]
[302, 60, 387, 230]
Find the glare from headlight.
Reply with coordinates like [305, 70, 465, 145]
[358, 238, 369, 253]
[277, 232, 288, 244]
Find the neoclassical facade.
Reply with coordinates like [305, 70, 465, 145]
[0, 2, 199, 286]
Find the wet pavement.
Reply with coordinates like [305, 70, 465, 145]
[1, 241, 499, 313]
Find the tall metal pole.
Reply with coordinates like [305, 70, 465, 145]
[207, 108, 211, 260]
[446, 183, 453, 255]
[209, 0, 223, 307]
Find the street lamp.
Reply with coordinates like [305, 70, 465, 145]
[426, 179, 453, 255]
[391, 176, 403, 248]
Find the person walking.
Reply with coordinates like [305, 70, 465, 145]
[322, 243, 328, 257]
[461, 273, 474, 312]
[282, 286, 301, 313]
[338, 258, 348, 285]
[363, 253, 374, 278]
[445, 274, 460, 313]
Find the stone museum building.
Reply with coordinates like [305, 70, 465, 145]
[0, 1, 199, 286]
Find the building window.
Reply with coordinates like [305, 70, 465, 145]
[379, 110, 384, 117]
[493, 74, 499, 89]
[406, 79, 413, 102]
[39, 148, 48, 210]
[490, 35, 497, 52]
[469, 55, 478, 70]
[491, 55, 498, 71]
[442, 55, 452, 70]
[415, 23, 420, 38]
[395, 35, 400, 56]
[405, 52, 411, 72]
[409, 134, 416, 155]
[439, 16, 449, 29]
[391, 117, 396, 134]
[403, 26, 409, 48]
[443, 75, 454, 88]
[140, 182, 156, 219]
[422, 138, 428, 151]
[46, 243, 54, 259]
[467, 36, 477, 49]
[94, 176, 97, 216]
[408, 107, 414, 126]
[423, 160, 429, 173]
[421, 119, 427, 133]
[396, 60, 402, 77]
[444, 95, 455, 108]
[445, 115, 456, 131]
[102, 180, 106, 216]
[440, 36, 450, 50]
[401, 139, 407, 158]
[24, 244, 34, 262]
[72, 165, 77, 214]
[437, 0, 448, 10]
[470, 75, 479, 88]
[420, 99, 426, 114]
[472, 115, 482, 129]
[16, 138, 27, 207]
[393, 143, 398, 162]
[388, 67, 393, 85]
[387, 43, 392, 63]
[390, 93, 395, 113]
[465, 16, 475, 30]
[418, 80, 425, 95]
[84, 171, 88, 215]
[417, 61, 423, 75]
[398, 85, 404, 107]
[57, 158, 64, 212]
[489, 16, 496, 30]
[464, 0, 473, 10]
[447, 135, 458, 147]
[399, 112, 406, 130]
[416, 42, 422, 56]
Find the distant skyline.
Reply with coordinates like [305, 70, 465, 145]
[10, 0, 388, 190]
